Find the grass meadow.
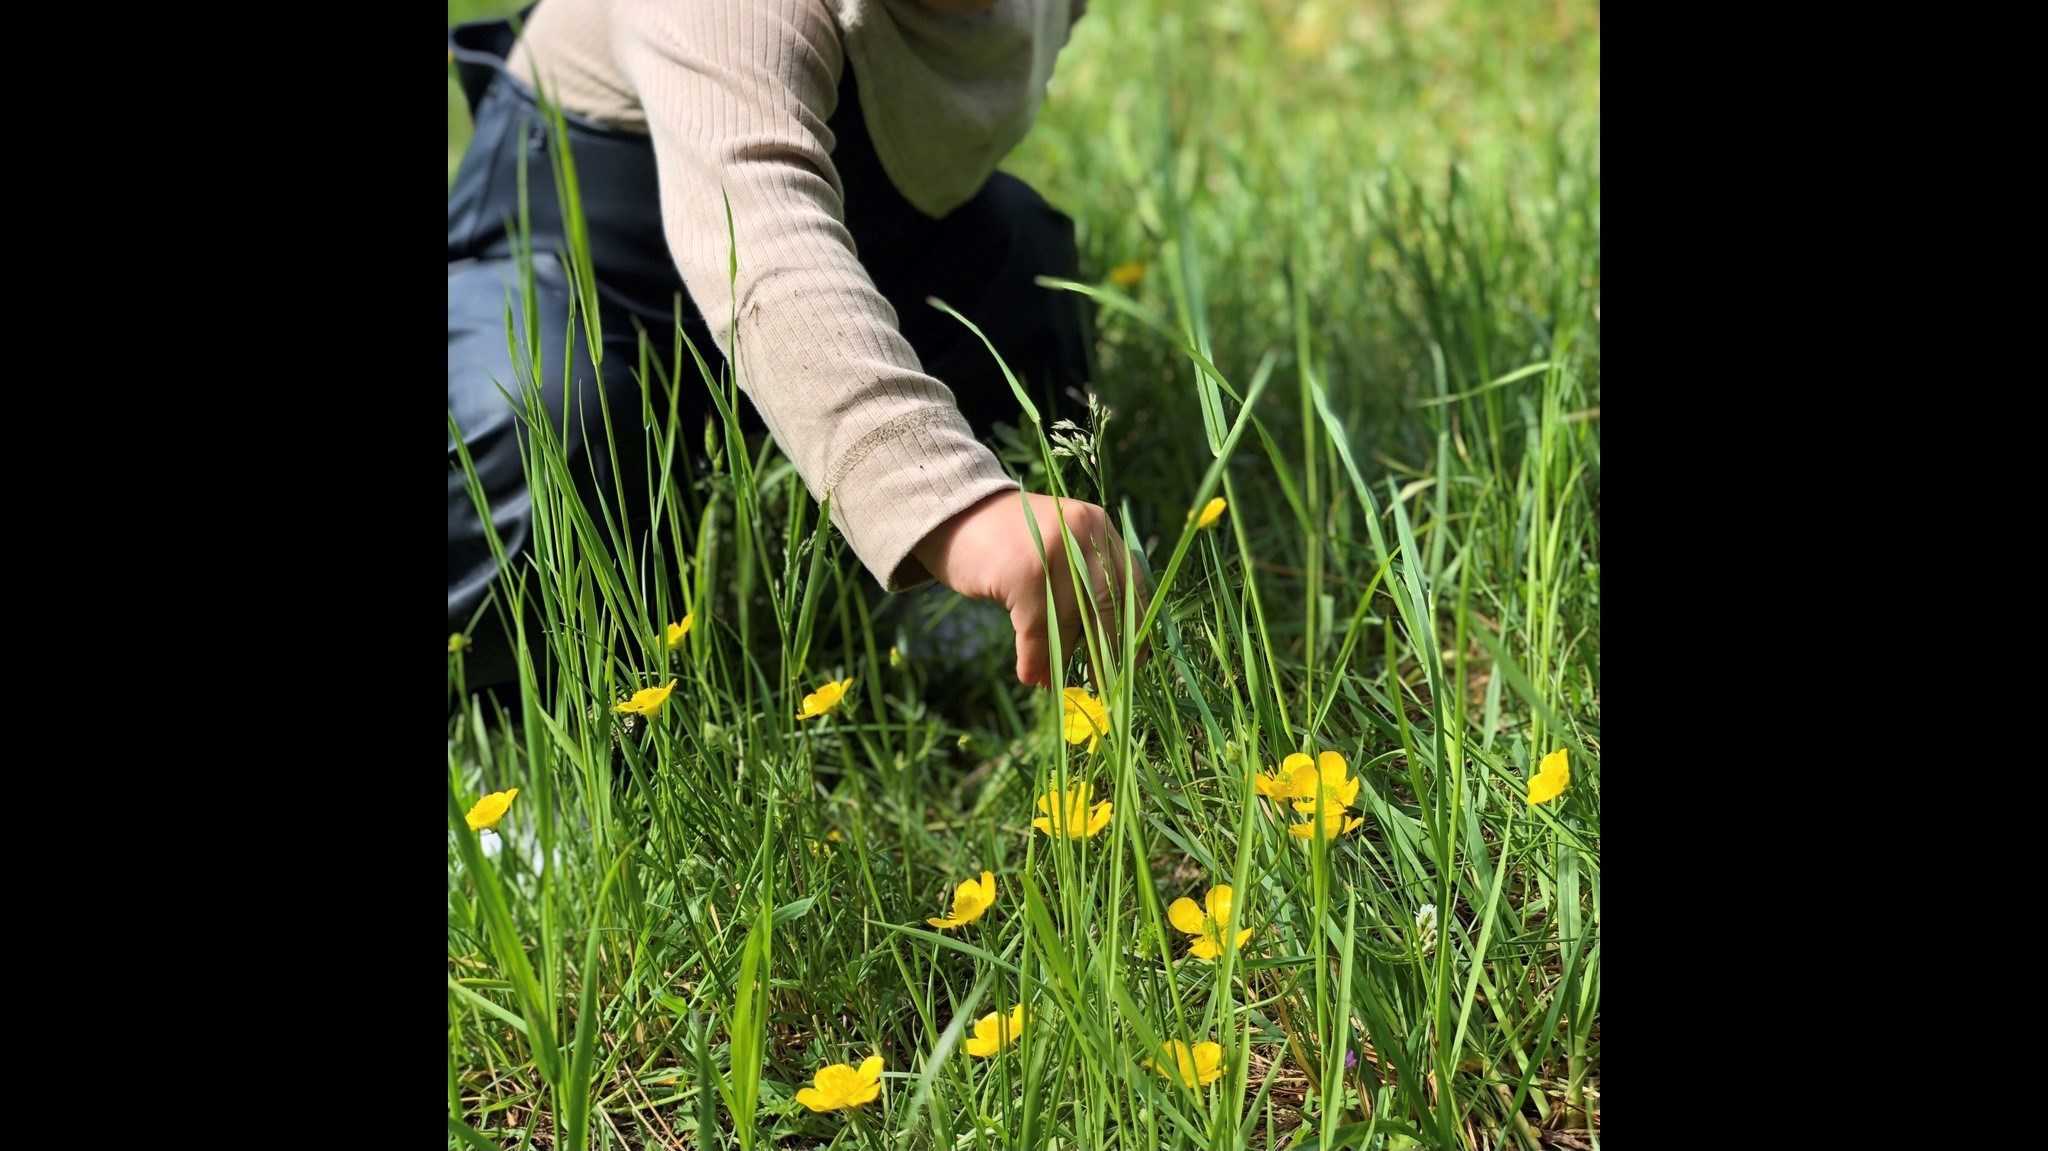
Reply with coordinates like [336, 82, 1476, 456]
[447, 2, 1600, 1147]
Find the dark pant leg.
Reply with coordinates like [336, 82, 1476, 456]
[448, 253, 658, 693]
[827, 68, 1092, 438]
[892, 173, 1094, 436]
[447, 51, 706, 699]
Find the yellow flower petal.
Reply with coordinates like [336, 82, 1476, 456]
[845, 1080, 880, 1105]
[1061, 688, 1109, 750]
[1192, 923, 1255, 962]
[964, 1005, 1025, 1058]
[1527, 749, 1569, 805]
[1526, 747, 1570, 804]
[1285, 761, 1321, 801]
[953, 877, 988, 916]
[795, 1086, 833, 1112]
[464, 788, 519, 831]
[1033, 784, 1109, 839]
[666, 614, 694, 650]
[1167, 897, 1207, 937]
[797, 677, 855, 720]
[1289, 750, 1360, 815]
[1289, 808, 1364, 839]
[930, 871, 996, 929]
[797, 1056, 884, 1111]
[616, 680, 677, 717]
[1205, 885, 1236, 929]
[1252, 769, 1292, 799]
[1151, 1040, 1226, 1088]
[1195, 497, 1227, 529]
[1328, 773, 1361, 810]
[1108, 260, 1146, 287]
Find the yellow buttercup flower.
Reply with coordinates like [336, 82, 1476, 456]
[1147, 1040, 1224, 1088]
[1194, 497, 1227, 529]
[615, 680, 677, 717]
[1279, 750, 1364, 840]
[927, 871, 996, 930]
[1287, 751, 1361, 815]
[963, 1004, 1026, 1058]
[797, 677, 855, 721]
[465, 788, 519, 831]
[1108, 261, 1146, 288]
[448, 633, 470, 655]
[1254, 751, 1353, 805]
[1168, 884, 1254, 962]
[666, 614, 694, 650]
[1032, 782, 1113, 839]
[1061, 687, 1109, 752]
[1527, 747, 1569, 805]
[794, 1054, 884, 1113]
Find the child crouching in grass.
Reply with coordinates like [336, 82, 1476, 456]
[449, 0, 1145, 695]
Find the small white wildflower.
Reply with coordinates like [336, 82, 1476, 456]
[1415, 903, 1439, 956]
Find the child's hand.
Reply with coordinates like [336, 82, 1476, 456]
[913, 490, 1151, 688]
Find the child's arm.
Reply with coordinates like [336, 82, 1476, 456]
[615, 0, 1014, 590]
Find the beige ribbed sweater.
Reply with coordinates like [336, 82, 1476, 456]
[504, 0, 1080, 589]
